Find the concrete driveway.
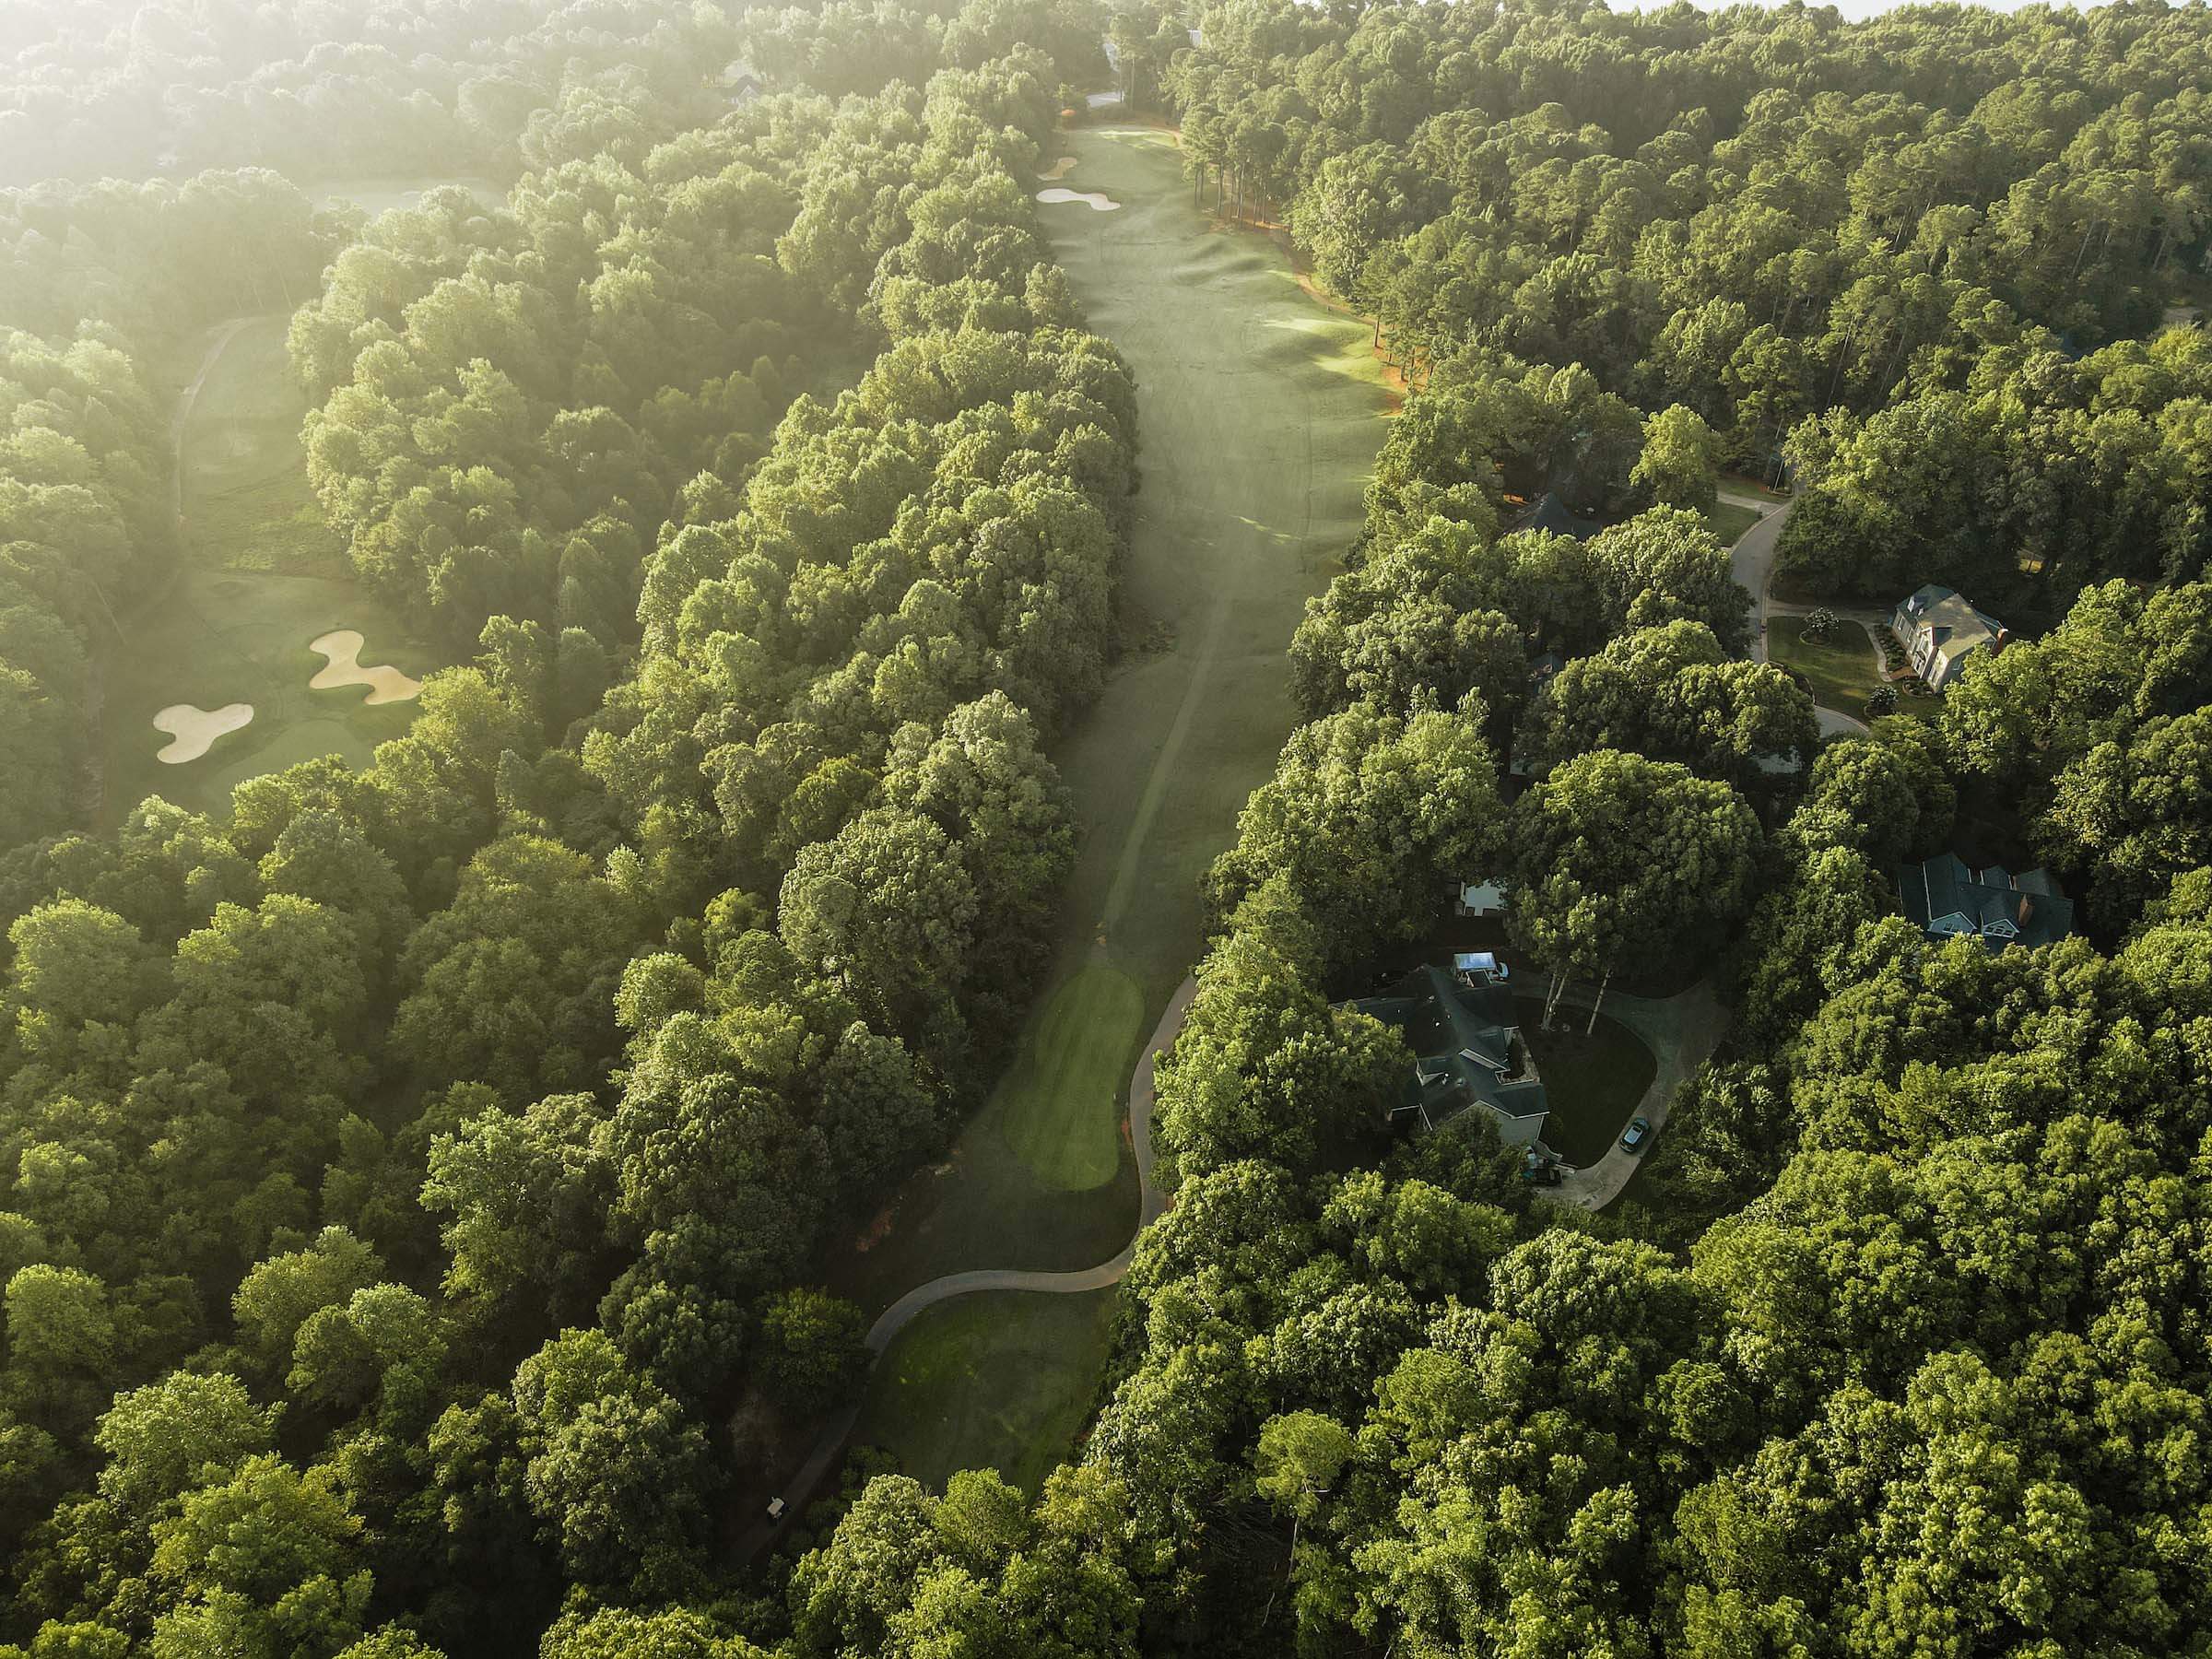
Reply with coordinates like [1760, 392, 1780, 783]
[1732, 499, 1882, 739]
[1731, 497, 1790, 664]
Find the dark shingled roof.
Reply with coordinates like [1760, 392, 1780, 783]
[1897, 853, 2075, 951]
[1347, 964, 1548, 1145]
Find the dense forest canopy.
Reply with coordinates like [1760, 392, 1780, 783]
[0, 0, 2208, 1655]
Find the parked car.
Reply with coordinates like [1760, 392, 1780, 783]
[1619, 1116, 1653, 1153]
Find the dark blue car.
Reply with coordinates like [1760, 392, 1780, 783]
[1619, 1116, 1653, 1153]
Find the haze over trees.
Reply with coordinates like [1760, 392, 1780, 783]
[0, 5, 1136, 1653]
[1, 1, 2210, 1656]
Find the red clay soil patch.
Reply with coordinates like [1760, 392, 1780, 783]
[851, 1205, 898, 1253]
[1276, 242, 1414, 404]
[1202, 210, 1413, 407]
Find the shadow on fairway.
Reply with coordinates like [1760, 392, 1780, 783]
[834, 124, 1394, 1487]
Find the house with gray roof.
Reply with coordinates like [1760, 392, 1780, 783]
[1346, 957, 1547, 1147]
[1897, 853, 2075, 951]
[1891, 584, 2006, 689]
[716, 60, 762, 106]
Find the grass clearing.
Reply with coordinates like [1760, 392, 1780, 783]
[855, 1289, 1115, 1495]
[1768, 623, 1936, 724]
[102, 311, 440, 824]
[312, 176, 502, 216]
[982, 961, 1146, 1192]
[1705, 500, 1763, 546]
[1518, 998, 1658, 1166]
[1769, 623, 1880, 712]
[823, 124, 1393, 1479]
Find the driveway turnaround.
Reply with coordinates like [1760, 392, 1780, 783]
[1548, 978, 1728, 1210]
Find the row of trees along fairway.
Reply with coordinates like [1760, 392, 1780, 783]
[0, 6, 1142, 1653]
[4, 0, 2212, 1653]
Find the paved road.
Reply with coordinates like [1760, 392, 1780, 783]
[1548, 978, 1728, 1210]
[170, 317, 253, 531]
[734, 974, 1196, 1564]
[1732, 496, 1791, 665]
[1731, 498, 1877, 738]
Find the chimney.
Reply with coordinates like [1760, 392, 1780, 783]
[1992, 627, 2010, 654]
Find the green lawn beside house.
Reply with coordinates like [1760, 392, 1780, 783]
[1517, 999, 1658, 1166]
[1771, 622, 1941, 724]
[1705, 499, 1763, 547]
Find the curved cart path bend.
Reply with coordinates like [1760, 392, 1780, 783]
[735, 975, 1194, 1565]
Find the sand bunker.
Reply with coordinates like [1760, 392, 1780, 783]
[310, 630, 422, 704]
[154, 702, 254, 763]
[1037, 188, 1120, 212]
[1037, 156, 1079, 181]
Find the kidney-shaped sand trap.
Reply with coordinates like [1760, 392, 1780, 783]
[154, 702, 254, 763]
[310, 629, 423, 704]
[1036, 156, 1079, 181]
[1036, 187, 1120, 212]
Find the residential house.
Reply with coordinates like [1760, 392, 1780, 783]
[1453, 877, 1509, 917]
[1346, 956, 1548, 1147]
[716, 59, 762, 106]
[1897, 853, 2075, 951]
[1891, 584, 2006, 689]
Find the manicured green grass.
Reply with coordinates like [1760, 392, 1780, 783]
[102, 312, 441, 825]
[984, 961, 1147, 1192]
[1517, 997, 1658, 1166]
[180, 315, 350, 578]
[1769, 622, 1884, 715]
[101, 571, 432, 824]
[1718, 471, 1789, 501]
[823, 125, 1394, 1475]
[1769, 623, 1943, 725]
[1705, 500, 1763, 546]
[854, 1289, 1115, 1495]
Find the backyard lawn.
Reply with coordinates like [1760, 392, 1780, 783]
[1769, 621, 1939, 723]
[853, 1289, 1115, 1495]
[1769, 621, 1884, 713]
[1517, 999, 1658, 1166]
